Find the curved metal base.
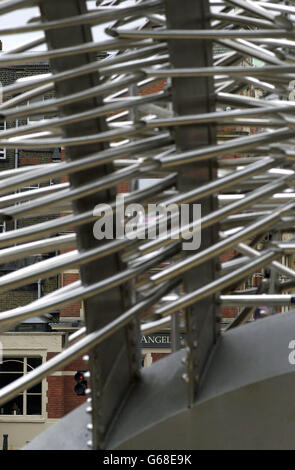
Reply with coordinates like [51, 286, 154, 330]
[24, 311, 295, 450]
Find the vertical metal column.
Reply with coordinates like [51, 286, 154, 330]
[268, 231, 280, 315]
[165, 0, 220, 405]
[39, 0, 139, 449]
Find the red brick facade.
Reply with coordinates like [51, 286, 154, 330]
[47, 376, 65, 418]
[60, 149, 69, 183]
[19, 157, 41, 166]
[60, 273, 81, 318]
[46, 353, 87, 418]
[117, 181, 130, 193]
[139, 79, 166, 96]
[151, 353, 168, 363]
[59, 149, 82, 318]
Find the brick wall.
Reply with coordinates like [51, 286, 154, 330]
[47, 376, 65, 418]
[0, 62, 59, 314]
[220, 249, 236, 264]
[59, 149, 82, 318]
[19, 157, 41, 166]
[60, 272, 81, 317]
[117, 181, 129, 193]
[139, 79, 166, 96]
[221, 307, 238, 319]
[0, 278, 57, 312]
[151, 353, 168, 363]
[46, 353, 87, 418]
[220, 249, 238, 318]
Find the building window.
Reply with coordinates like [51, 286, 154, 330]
[0, 357, 43, 416]
[20, 183, 40, 192]
[52, 148, 61, 162]
[0, 121, 6, 159]
[27, 97, 45, 123]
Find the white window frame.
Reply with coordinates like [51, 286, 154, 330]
[27, 97, 45, 124]
[0, 356, 44, 418]
[0, 221, 6, 233]
[20, 183, 40, 192]
[0, 121, 6, 159]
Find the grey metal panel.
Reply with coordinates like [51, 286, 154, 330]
[112, 373, 295, 450]
[40, 0, 138, 450]
[165, 0, 220, 405]
[108, 310, 295, 449]
[23, 401, 92, 450]
[25, 310, 295, 450]
[25, 371, 295, 450]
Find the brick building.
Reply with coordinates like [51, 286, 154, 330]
[0, 52, 87, 450]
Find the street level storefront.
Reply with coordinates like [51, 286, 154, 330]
[0, 332, 87, 450]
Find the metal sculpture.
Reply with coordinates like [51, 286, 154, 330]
[0, 0, 295, 449]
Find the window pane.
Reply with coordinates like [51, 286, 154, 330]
[0, 358, 24, 372]
[0, 121, 6, 157]
[27, 357, 42, 370]
[27, 382, 42, 393]
[26, 358, 42, 392]
[28, 97, 44, 121]
[27, 395, 42, 415]
[20, 185, 40, 193]
[0, 373, 22, 388]
[0, 395, 23, 415]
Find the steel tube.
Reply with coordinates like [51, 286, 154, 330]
[148, 202, 294, 287]
[0, 134, 171, 196]
[139, 178, 288, 255]
[0, 243, 178, 330]
[220, 295, 295, 306]
[155, 251, 280, 317]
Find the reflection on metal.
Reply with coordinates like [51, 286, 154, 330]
[0, 0, 294, 450]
